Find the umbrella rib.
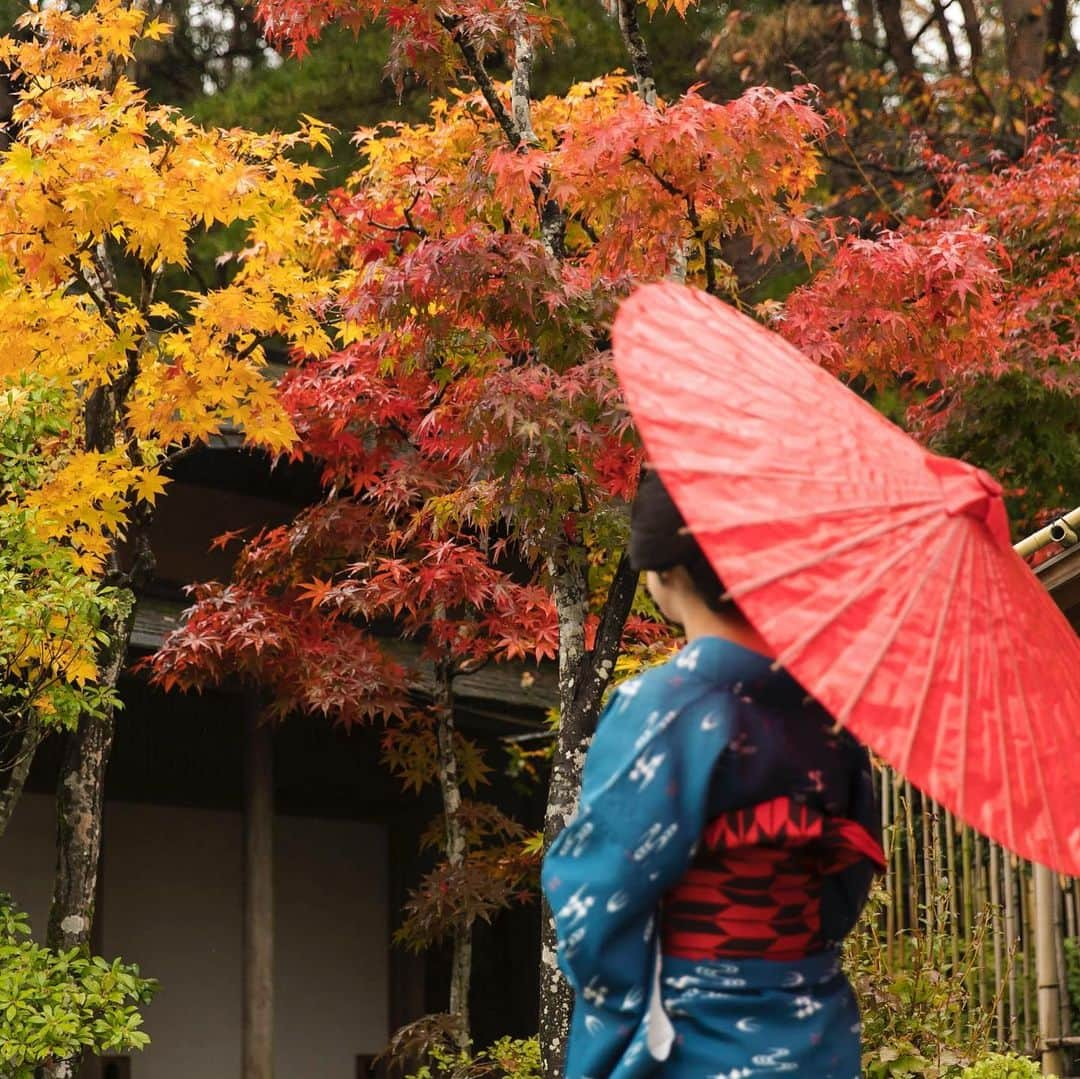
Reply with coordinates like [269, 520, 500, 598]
[980, 537, 1019, 857]
[770, 520, 939, 671]
[896, 519, 968, 773]
[835, 520, 961, 726]
[985, 550, 1062, 869]
[725, 503, 942, 600]
[675, 466, 926, 489]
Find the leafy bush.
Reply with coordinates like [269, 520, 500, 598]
[389, 1015, 540, 1079]
[403, 1036, 541, 1079]
[960, 1053, 1048, 1078]
[847, 885, 997, 1077]
[0, 894, 156, 1077]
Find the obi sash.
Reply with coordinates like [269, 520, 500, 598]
[662, 794, 886, 961]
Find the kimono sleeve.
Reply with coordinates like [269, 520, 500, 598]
[821, 743, 882, 944]
[541, 676, 735, 1079]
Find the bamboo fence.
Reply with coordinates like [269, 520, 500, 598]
[875, 764, 1077, 1074]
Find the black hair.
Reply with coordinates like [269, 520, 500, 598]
[628, 469, 731, 614]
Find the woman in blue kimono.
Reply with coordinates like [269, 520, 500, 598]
[541, 471, 884, 1078]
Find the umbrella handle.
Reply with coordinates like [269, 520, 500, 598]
[1013, 506, 1080, 558]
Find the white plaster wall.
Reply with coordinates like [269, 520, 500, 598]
[102, 802, 245, 1079]
[1, 795, 389, 1079]
[274, 815, 389, 1077]
[1, 792, 56, 934]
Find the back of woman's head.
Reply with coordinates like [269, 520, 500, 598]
[628, 469, 731, 615]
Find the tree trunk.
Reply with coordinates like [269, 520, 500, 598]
[540, 552, 639, 1079]
[43, 600, 134, 1079]
[1044, 0, 1074, 88]
[1002, 0, 1049, 80]
[539, 557, 588, 1077]
[957, 0, 984, 68]
[243, 704, 274, 1079]
[855, 0, 878, 46]
[433, 661, 471, 1046]
[0, 718, 42, 838]
[875, 0, 921, 80]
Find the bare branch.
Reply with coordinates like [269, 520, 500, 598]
[437, 13, 521, 148]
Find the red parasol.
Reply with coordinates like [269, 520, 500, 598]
[612, 281, 1080, 875]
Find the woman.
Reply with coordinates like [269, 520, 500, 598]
[541, 471, 884, 1078]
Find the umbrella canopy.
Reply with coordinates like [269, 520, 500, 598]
[612, 281, 1080, 875]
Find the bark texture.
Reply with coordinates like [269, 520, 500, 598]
[540, 553, 639, 1078]
[434, 662, 472, 1046]
[1002, 0, 1049, 80]
[875, 0, 921, 80]
[616, 0, 658, 106]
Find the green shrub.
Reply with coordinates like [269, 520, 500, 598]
[847, 884, 996, 1077]
[960, 1052, 1048, 1078]
[404, 1036, 541, 1079]
[0, 894, 156, 1077]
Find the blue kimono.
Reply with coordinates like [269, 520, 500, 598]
[541, 636, 883, 1079]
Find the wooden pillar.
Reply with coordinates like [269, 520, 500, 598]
[1034, 863, 1065, 1076]
[244, 706, 274, 1079]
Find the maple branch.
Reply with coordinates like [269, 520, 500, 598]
[910, 0, 957, 49]
[437, 13, 521, 148]
[567, 552, 639, 739]
[630, 153, 717, 289]
[70, 264, 121, 334]
[615, 0, 658, 106]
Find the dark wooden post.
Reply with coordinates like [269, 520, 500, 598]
[244, 704, 274, 1079]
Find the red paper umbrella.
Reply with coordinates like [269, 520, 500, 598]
[612, 281, 1080, 874]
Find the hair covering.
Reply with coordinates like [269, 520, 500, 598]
[629, 469, 701, 571]
[629, 469, 730, 612]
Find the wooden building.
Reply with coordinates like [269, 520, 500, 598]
[2, 443, 554, 1078]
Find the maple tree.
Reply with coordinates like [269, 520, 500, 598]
[142, 0, 831, 1068]
[0, 6, 334, 1071]
[780, 135, 1080, 532]
[0, 377, 123, 839]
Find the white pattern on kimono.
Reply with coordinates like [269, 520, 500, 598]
[793, 994, 823, 1020]
[558, 885, 595, 927]
[629, 751, 666, 789]
[752, 1048, 799, 1072]
[632, 821, 679, 862]
[606, 890, 629, 913]
[582, 978, 609, 1008]
[562, 819, 595, 858]
[675, 646, 700, 671]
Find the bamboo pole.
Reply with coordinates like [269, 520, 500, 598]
[1021, 867, 1034, 1053]
[921, 791, 935, 940]
[1004, 854, 1019, 1045]
[976, 832, 989, 1016]
[1035, 863, 1066, 1075]
[894, 775, 906, 947]
[883, 766, 895, 970]
[904, 781, 919, 936]
[945, 811, 959, 975]
[990, 842, 1006, 1044]
[1054, 877, 1071, 1042]
[1012, 505, 1080, 558]
[962, 825, 976, 1016]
